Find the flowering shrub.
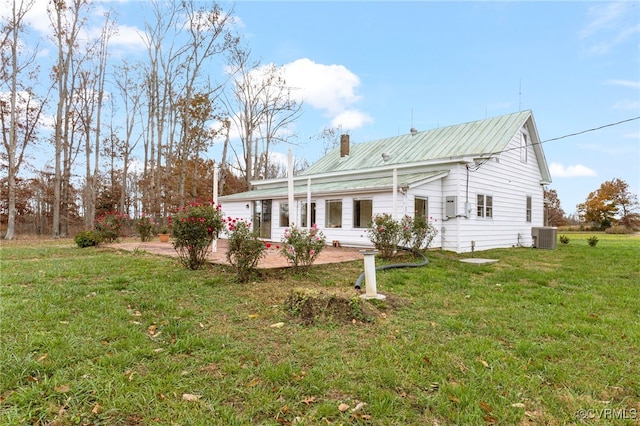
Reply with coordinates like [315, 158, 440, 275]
[366, 213, 401, 258]
[280, 224, 327, 271]
[367, 213, 438, 258]
[400, 215, 439, 251]
[135, 215, 156, 242]
[225, 218, 266, 282]
[94, 211, 129, 243]
[171, 200, 224, 270]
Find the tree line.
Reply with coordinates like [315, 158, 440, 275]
[1, 0, 306, 239]
[544, 178, 639, 231]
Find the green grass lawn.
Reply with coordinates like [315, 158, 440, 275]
[1, 234, 639, 425]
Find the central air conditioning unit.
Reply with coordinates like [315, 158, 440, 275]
[531, 227, 557, 249]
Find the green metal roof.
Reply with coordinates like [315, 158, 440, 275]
[219, 171, 448, 202]
[302, 110, 534, 175]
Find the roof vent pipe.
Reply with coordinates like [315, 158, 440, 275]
[340, 134, 350, 157]
[410, 128, 418, 136]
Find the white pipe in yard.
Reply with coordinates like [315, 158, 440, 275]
[359, 249, 386, 300]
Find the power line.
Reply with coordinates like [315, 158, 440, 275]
[469, 115, 640, 171]
[540, 116, 640, 144]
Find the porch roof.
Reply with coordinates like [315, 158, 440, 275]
[219, 170, 448, 202]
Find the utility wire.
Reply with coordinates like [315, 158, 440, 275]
[492, 115, 640, 157]
[469, 115, 640, 172]
[540, 116, 639, 144]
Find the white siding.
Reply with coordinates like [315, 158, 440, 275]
[449, 125, 545, 252]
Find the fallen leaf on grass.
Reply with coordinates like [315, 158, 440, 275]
[124, 370, 134, 381]
[479, 401, 493, 413]
[182, 393, 202, 402]
[270, 322, 285, 328]
[448, 395, 461, 404]
[246, 378, 261, 388]
[54, 384, 70, 393]
[91, 403, 102, 414]
[477, 357, 489, 368]
[352, 402, 366, 412]
[301, 396, 316, 404]
[338, 403, 350, 412]
[36, 353, 48, 362]
[248, 314, 259, 319]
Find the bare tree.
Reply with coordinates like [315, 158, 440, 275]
[140, 0, 237, 212]
[48, 0, 88, 237]
[312, 125, 344, 156]
[224, 45, 303, 186]
[1, 0, 47, 239]
[112, 60, 144, 215]
[78, 10, 115, 227]
[173, 1, 236, 206]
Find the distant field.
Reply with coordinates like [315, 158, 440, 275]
[1, 234, 638, 425]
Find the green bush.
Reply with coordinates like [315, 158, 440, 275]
[171, 200, 224, 270]
[559, 234, 570, 245]
[367, 213, 402, 259]
[74, 230, 102, 248]
[135, 215, 156, 242]
[587, 236, 599, 247]
[367, 213, 439, 258]
[225, 219, 266, 282]
[400, 215, 439, 251]
[280, 224, 327, 271]
[94, 211, 129, 243]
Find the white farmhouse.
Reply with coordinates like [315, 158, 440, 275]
[218, 110, 552, 253]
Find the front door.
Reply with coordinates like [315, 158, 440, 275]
[252, 200, 272, 239]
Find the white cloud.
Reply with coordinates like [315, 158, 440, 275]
[331, 109, 373, 129]
[612, 100, 640, 110]
[580, 2, 640, 55]
[110, 24, 146, 51]
[549, 162, 597, 178]
[606, 79, 640, 89]
[281, 58, 371, 129]
[580, 2, 627, 39]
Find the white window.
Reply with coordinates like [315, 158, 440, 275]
[279, 202, 289, 227]
[301, 202, 316, 227]
[353, 199, 372, 228]
[415, 197, 429, 219]
[325, 199, 342, 228]
[520, 132, 528, 163]
[526, 196, 532, 222]
[477, 194, 493, 218]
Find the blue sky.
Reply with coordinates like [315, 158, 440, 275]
[16, 0, 640, 215]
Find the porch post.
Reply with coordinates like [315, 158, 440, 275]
[392, 168, 398, 220]
[307, 178, 312, 228]
[212, 163, 219, 253]
[288, 149, 295, 227]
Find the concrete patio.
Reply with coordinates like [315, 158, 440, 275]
[112, 238, 365, 269]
